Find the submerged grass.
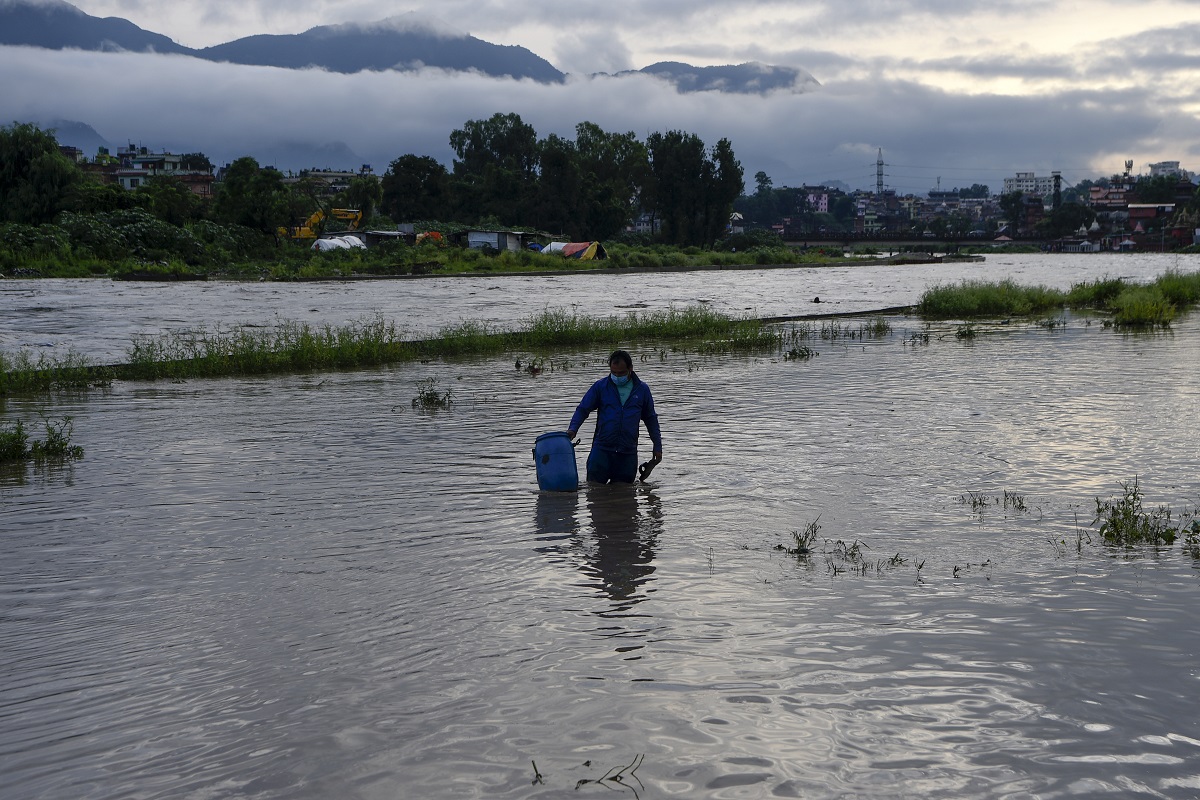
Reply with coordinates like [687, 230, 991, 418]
[0, 416, 83, 463]
[124, 316, 418, 381]
[1093, 477, 1196, 547]
[917, 279, 1065, 318]
[3, 306, 826, 393]
[0, 350, 112, 395]
[918, 269, 1200, 328]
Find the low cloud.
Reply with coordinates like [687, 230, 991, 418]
[2, 44, 1195, 194]
[322, 12, 463, 40]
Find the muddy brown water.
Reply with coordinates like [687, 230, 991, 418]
[3, 254, 1200, 798]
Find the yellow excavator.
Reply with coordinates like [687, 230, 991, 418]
[278, 208, 363, 240]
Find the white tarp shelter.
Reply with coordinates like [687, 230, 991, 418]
[312, 236, 367, 251]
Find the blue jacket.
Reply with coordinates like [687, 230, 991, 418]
[569, 374, 662, 455]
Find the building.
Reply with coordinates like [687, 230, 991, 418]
[115, 145, 214, 197]
[628, 212, 660, 235]
[1148, 161, 1191, 180]
[1002, 171, 1057, 197]
[283, 165, 375, 195]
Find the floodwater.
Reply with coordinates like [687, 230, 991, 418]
[0, 252, 1189, 363]
[3, 253, 1200, 799]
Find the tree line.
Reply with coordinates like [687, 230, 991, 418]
[1, 115, 745, 248]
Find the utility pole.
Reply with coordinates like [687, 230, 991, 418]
[876, 148, 885, 196]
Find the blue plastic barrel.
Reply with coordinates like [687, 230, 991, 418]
[533, 432, 579, 491]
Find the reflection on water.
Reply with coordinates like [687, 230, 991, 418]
[535, 486, 663, 613]
[3, 260, 1200, 798]
[583, 486, 661, 609]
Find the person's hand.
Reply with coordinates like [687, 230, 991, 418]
[566, 429, 577, 439]
[639, 453, 662, 482]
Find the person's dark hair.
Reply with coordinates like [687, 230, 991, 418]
[609, 350, 633, 370]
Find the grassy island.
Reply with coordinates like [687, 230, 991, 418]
[917, 270, 1200, 327]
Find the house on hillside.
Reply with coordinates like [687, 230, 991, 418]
[116, 145, 214, 197]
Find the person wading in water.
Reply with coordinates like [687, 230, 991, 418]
[566, 350, 663, 484]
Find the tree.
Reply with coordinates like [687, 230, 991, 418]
[705, 138, 744, 244]
[571, 122, 649, 240]
[341, 174, 383, 221]
[644, 131, 743, 246]
[137, 175, 203, 227]
[998, 191, 1024, 233]
[64, 179, 143, 215]
[530, 133, 582, 236]
[831, 195, 856, 226]
[754, 171, 773, 195]
[213, 156, 289, 235]
[1133, 175, 1180, 204]
[945, 212, 974, 237]
[958, 183, 989, 199]
[381, 155, 450, 222]
[739, 170, 781, 228]
[180, 152, 213, 172]
[644, 130, 707, 245]
[0, 122, 82, 224]
[449, 113, 539, 225]
[1035, 202, 1096, 239]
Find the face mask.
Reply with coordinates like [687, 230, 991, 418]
[610, 373, 630, 386]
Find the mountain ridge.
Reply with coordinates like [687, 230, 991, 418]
[0, 0, 817, 93]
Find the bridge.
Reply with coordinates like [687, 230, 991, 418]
[780, 233, 1034, 250]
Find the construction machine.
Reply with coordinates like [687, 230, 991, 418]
[278, 208, 363, 240]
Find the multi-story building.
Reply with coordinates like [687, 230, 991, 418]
[1002, 171, 1057, 197]
[115, 145, 214, 197]
[116, 145, 182, 190]
[283, 166, 375, 195]
[1148, 161, 1190, 180]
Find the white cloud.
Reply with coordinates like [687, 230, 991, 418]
[323, 12, 463, 39]
[3, 44, 1196, 195]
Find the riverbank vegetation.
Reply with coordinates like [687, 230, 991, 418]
[0, 417, 83, 464]
[2, 117, 765, 283]
[0, 306, 796, 394]
[918, 269, 1200, 326]
[0, 209, 856, 280]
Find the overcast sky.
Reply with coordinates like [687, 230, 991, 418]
[6, 0, 1200, 193]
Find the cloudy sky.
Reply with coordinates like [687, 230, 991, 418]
[6, 0, 1200, 193]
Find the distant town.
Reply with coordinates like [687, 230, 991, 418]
[52, 138, 1200, 253]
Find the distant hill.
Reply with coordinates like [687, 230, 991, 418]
[0, 0, 188, 53]
[198, 16, 565, 83]
[252, 140, 364, 174]
[1, 0, 815, 93]
[0, 1, 563, 83]
[37, 119, 113, 155]
[634, 62, 819, 94]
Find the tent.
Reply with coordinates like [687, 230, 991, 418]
[312, 236, 366, 251]
[537, 241, 607, 260]
[560, 242, 608, 260]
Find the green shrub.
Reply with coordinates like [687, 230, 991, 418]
[1109, 286, 1175, 327]
[98, 208, 206, 265]
[715, 229, 783, 251]
[56, 212, 128, 260]
[918, 279, 1066, 318]
[1066, 277, 1127, 308]
[0, 416, 83, 463]
[0, 419, 29, 462]
[1153, 269, 1200, 307]
[1094, 478, 1187, 546]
